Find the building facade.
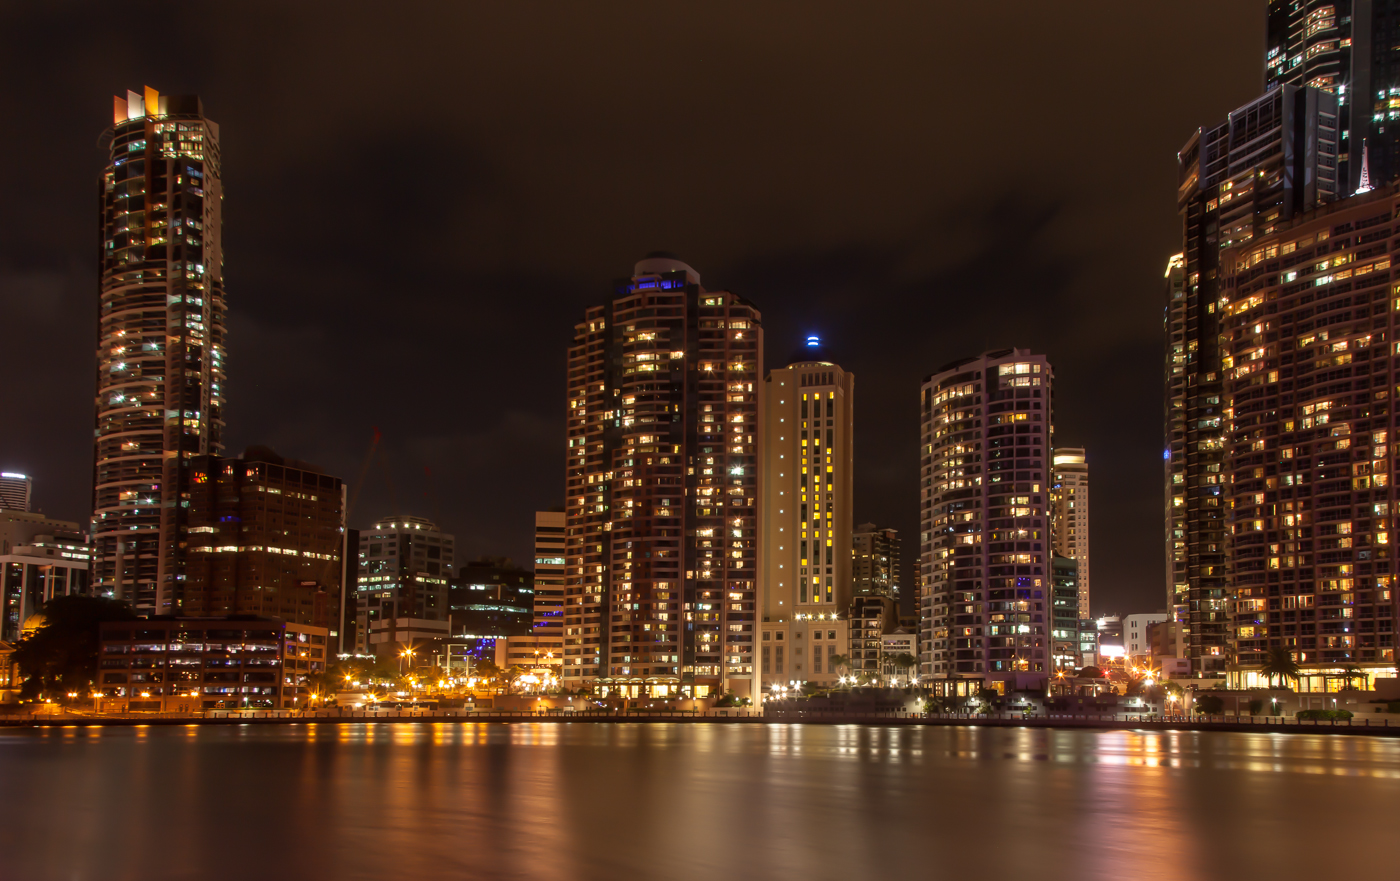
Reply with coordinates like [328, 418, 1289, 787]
[1220, 183, 1399, 689]
[564, 255, 761, 699]
[182, 448, 344, 650]
[354, 515, 453, 656]
[1050, 448, 1090, 618]
[1124, 611, 1171, 664]
[760, 339, 854, 694]
[0, 472, 32, 512]
[531, 510, 565, 675]
[1265, 0, 1400, 190]
[1051, 556, 1079, 672]
[97, 616, 327, 711]
[0, 511, 92, 642]
[920, 348, 1055, 688]
[449, 557, 534, 638]
[1173, 84, 1341, 677]
[93, 87, 227, 616]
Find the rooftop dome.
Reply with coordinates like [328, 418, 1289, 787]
[633, 252, 700, 286]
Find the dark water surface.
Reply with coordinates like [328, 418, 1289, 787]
[0, 722, 1393, 880]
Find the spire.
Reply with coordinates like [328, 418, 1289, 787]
[1356, 139, 1373, 195]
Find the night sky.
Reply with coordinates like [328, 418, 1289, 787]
[0, 3, 1267, 615]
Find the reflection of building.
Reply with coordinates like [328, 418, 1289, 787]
[1173, 84, 1339, 677]
[97, 616, 327, 711]
[355, 516, 453, 656]
[1051, 556, 1079, 672]
[531, 510, 565, 675]
[565, 255, 761, 700]
[450, 557, 533, 638]
[920, 348, 1055, 688]
[1050, 449, 1090, 618]
[184, 447, 345, 651]
[0, 472, 32, 512]
[1216, 183, 1400, 691]
[761, 337, 854, 693]
[0, 511, 92, 642]
[92, 87, 227, 615]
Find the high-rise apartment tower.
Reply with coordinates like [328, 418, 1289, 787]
[920, 348, 1054, 687]
[1050, 448, 1090, 618]
[1265, 0, 1400, 190]
[354, 516, 453, 655]
[564, 255, 761, 700]
[92, 87, 226, 614]
[760, 338, 853, 692]
[1172, 84, 1340, 675]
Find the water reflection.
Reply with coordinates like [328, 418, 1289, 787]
[0, 723, 1396, 880]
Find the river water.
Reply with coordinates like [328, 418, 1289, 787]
[0, 722, 1393, 881]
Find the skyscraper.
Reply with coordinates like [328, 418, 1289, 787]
[564, 254, 761, 700]
[1172, 84, 1340, 676]
[92, 87, 226, 614]
[1219, 182, 1397, 688]
[1050, 448, 1090, 618]
[183, 447, 345, 649]
[1164, 252, 1189, 650]
[848, 523, 901, 682]
[920, 349, 1054, 689]
[760, 338, 854, 691]
[0, 473, 31, 512]
[1265, 0, 1400, 190]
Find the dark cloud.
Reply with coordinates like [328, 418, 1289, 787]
[0, 1, 1267, 614]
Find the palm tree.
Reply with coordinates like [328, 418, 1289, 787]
[828, 654, 850, 682]
[890, 653, 918, 685]
[1338, 664, 1366, 691]
[1259, 646, 1301, 688]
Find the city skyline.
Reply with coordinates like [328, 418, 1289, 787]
[0, 4, 1271, 617]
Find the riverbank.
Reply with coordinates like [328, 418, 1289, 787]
[3, 710, 1399, 736]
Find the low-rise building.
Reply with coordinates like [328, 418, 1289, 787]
[1124, 611, 1171, 665]
[0, 511, 92, 641]
[879, 629, 918, 685]
[97, 616, 328, 711]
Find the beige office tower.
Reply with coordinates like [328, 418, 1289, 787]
[760, 338, 853, 697]
[1051, 448, 1090, 618]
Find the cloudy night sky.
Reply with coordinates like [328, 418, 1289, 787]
[0, 2, 1268, 615]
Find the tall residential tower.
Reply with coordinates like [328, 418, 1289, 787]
[1050, 448, 1090, 618]
[564, 255, 761, 699]
[920, 349, 1054, 689]
[92, 87, 226, 614]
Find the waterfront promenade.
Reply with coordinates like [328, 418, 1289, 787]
[3, 708, 1399, 737]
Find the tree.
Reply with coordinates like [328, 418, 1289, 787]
[890, 653, 918, 684]
[1259, 646, 1301, 688]
[12, 595, 136, 699]
[1338, 665, 1365, 691]
[828, 654, 850, 680]
[1195, 694, 1224, 715]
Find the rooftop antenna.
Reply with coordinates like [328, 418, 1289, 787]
[1356, 139, 1374, 195]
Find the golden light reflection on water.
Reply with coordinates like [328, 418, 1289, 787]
[2, 723, 1399, 881]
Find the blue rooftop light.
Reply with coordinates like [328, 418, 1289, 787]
[806, 335, 821, 347]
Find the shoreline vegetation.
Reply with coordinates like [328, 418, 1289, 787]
[3, 710, 1399, 737]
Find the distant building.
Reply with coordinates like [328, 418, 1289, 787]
[1124, 612, 1170, 664]
[531, 510, 565, 675]
[761, 337, 854, 693]
[1051, 556, 1080, 673]
[97, 616, 328, 711]
[1095, 615, 1124, 667]
[879, 628, 918, 685]
[921, 348, 1055, 689]
[450, 557, 533, 638]
[852, 523, 899, 600]
[0, 472, 32, 512]
[1050, 449, 1090, 618]
[354, 516, 453, 656]
[565, 255, 760, 699]
[1078, 619, 1097, 668]
[92, 87, 227, 615]
[848, 594, 898, 680]
[0, 510, 92, 641]
[183, 447, 345, 651]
